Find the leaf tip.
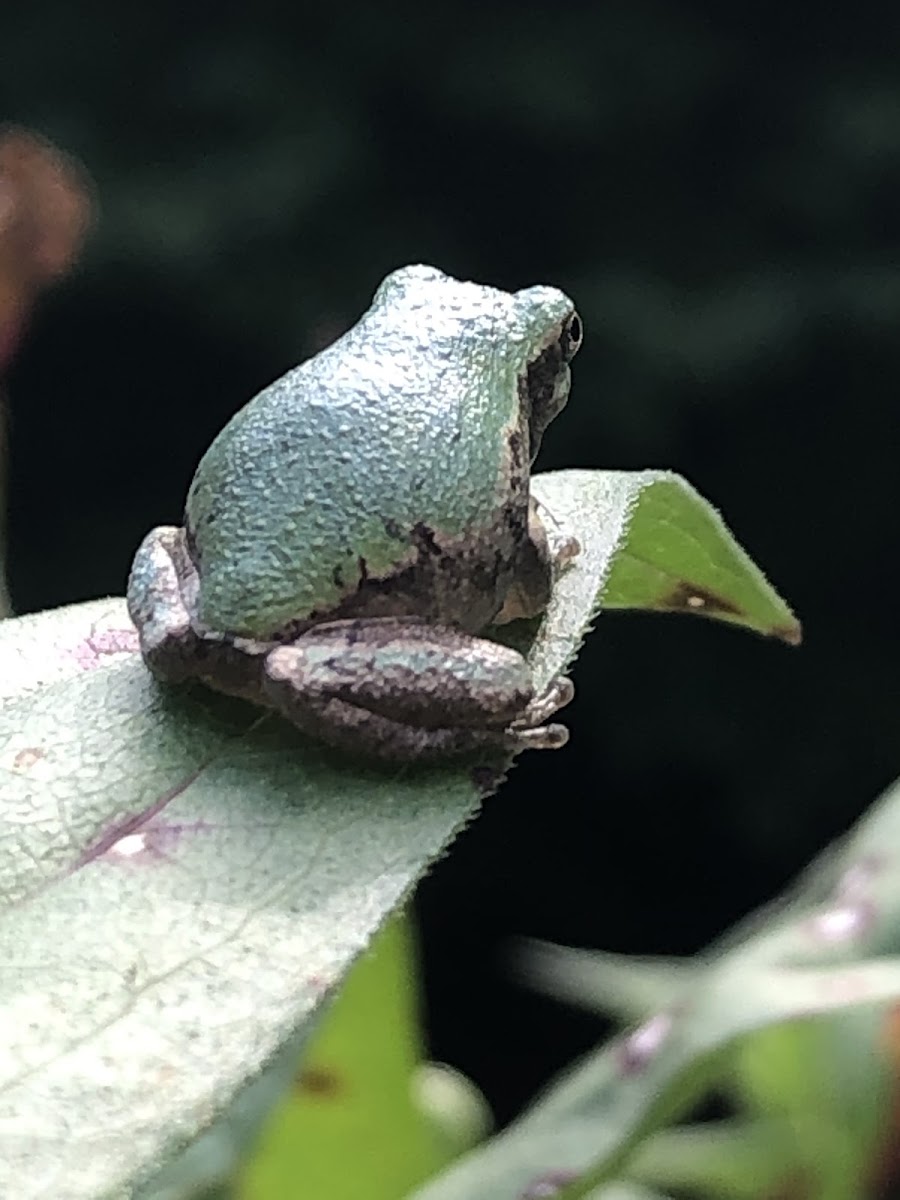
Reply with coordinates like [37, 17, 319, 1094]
[772, 619, 803, 647]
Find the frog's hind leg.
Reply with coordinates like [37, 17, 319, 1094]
[262, 690, 517, 761]
[260, 616, 572, 762]
[262, 677, 571, 762]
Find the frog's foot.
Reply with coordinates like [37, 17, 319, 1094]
[126, 526, 203, 682]
[507, 676, 574, 751]
[260, 617, 573, 763]
[553, 534, 581, 572]
[512, 676, 574, 727]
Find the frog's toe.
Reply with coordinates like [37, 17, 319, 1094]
[512, 675, 574, 728]
[554, 534, 581, 571]
[509, 722, 570, 752]
[504, 676, 572, 753]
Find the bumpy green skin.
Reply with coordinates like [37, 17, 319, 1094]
[185, 264, 574, 637]
[127, 264, 580, 761]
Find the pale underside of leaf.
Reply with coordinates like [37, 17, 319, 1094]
[0, 468, 798, 1199]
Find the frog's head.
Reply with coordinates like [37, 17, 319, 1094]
[372, 264, 581, 461]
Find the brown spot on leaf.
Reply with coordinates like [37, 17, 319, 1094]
[660, 583, 802, 645]
[88, 626, 141, 656]
[13, 746, 44, 769]
[65, 623, 140, 671]
[520, 1171, 579, 1198]
[660, 581, 744, 618]
[295, 1066, 342, 1098]
[618, 1011, 672, 1074]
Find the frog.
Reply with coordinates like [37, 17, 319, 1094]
[126, 263, 582, 762]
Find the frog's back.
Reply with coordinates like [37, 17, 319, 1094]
[186, 286, 526, 637]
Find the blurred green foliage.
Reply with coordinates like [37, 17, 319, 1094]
[237, 917, 457, 1200]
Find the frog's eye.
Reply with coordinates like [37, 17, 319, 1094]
[560, 312, 583, 361]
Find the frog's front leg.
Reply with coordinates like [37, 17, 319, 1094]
[126, 525, 203, 682]
[261, 617, 573, 762]
[494, 496, 580, 624]
[127, 526, 269, 700]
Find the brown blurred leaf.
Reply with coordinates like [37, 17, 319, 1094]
[0, 126, 93, 368]
[0, 126, 93, 279]
[0, 128, 94, 618]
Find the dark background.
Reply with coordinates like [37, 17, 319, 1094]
[2, 0, 899, 1126]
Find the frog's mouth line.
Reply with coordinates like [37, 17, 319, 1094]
[522, 342, 571, 462]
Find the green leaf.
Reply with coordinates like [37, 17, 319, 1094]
[728, 1013, 892, 1198]
[595, 471, 801, 643]
[515, 940, 695, 1023]
[0, 606, 480, 1200]
[410, 957, 900, 1200]
[0, 468, 796, 1198]
[626, 1120, 796, 1200]
[412, 775, 900, 1200]
[236, 914, 460, 1200]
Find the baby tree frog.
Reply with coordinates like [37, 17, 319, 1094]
[127, 265, 581, 761]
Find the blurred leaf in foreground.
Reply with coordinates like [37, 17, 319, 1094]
[236, 914, 470, 1200]
[417, 776, 900, 1200]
